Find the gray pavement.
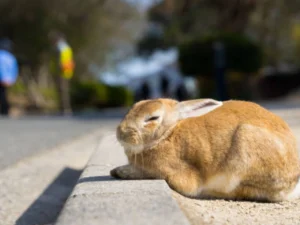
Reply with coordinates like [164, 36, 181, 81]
[54, 102, 300, 225]
[55, 134, 191, 225]
[0, 110, 126, 224]
[0, 129, 104, 225]
[1, 103, 300, 225]
[0, 116, 121, 170]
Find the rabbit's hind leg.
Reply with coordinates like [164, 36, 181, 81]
[230, 184, 276, 202]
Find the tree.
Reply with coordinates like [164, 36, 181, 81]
[248, 0, 300, 65]
[148, 0, 257, 44]
[0, 0, 146, 108]
[146, 0, 300, 65]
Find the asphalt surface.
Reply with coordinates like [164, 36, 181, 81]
[0, 115, 122, 170]
[1, 102, 299, 171]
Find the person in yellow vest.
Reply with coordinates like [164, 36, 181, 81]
[49, 31, 75, 115]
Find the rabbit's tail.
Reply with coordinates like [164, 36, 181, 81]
[285, 176, 300, 200]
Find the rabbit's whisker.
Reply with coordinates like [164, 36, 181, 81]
[141, 152, 145, 175]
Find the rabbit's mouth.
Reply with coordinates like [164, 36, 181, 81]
[119, 140, 145, 154]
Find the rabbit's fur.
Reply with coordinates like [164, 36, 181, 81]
[111, 98, 300, 202]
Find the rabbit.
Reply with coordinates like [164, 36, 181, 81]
[110, 98, 300, 202]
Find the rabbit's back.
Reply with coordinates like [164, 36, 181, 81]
[208, 100, 291, 131]
[174, 100, 300, 201]
[176, 100, 295, 168]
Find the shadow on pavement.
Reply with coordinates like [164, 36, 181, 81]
[78, 175, 117, 183]
[16, 167, 82, 225]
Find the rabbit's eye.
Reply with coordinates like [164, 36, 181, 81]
[145, 116, 159, 122]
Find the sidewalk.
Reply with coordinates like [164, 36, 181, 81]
[0, 129, 105, 225]
[55, 134, 190, 225]
[55, 104, 300, 225]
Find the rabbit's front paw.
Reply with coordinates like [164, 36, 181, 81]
[110, 164, 145, 179]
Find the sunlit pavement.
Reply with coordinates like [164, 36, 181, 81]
[0, 102, 300, 225]
[54, 102, 300, 225]
[0, 114, 122, 170]
[261, 102, 300, 145]
[0, 114, 122, 225]
[1, 102, 299, 170]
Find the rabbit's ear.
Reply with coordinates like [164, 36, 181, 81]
[177, 99, 223, 119]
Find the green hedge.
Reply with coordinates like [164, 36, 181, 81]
[70, 80, 133, 109]
[179, 33, 263, 76]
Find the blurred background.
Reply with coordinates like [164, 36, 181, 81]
[2, 0, 300, 116]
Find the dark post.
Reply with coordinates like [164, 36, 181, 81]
[213, 41, 228, 101]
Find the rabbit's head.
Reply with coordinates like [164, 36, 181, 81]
[117, 98, 222, 154]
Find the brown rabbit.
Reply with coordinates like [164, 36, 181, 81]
[110, 98, 300, 202]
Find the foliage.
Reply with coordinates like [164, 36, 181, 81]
[40, 87, 59, 102]
[178, 33, 263, 76]
[0, 0, 145, 76]
[0, 0, 145, 111]
[70, 80, 133, 109]
[147, 0, 256, 46]
[8, 80, 27, 95]
[106, 85, 134, 107]
[70, 80, 107, 109]
[144, 0, 300, 66]
[248, 0, 300, 65]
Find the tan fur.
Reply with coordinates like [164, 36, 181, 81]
[111, 99, 300, 202]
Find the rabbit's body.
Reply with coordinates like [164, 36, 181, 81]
[111, 99, 300, 202]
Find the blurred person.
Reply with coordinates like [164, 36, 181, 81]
[49, 31, 75, 116]
[175, 83, 189, 101]
[0, 38, 19, 116]
[140, 82, 150, 100]
[161, 75, 169, 97]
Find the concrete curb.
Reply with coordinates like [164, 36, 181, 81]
[55, 133, 191, 225]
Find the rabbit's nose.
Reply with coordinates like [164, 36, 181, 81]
[117, 125, 125, 137]
[117, 124, 130, 138]
[117, 125, 140, 144]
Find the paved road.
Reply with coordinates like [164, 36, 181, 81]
[1, 103, 299, 171]
[0, 115, 122, 170]
[1, 102, 299, 225]
[1, 102, 299, 170]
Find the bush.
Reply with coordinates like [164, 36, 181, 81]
[70, 80, 133, 109]
[70, 80, 106, 109]
[106, 86, 134, 107]
[8, 80, 26, 95]
[179, 33, 263, 76]
[40, 87, 58, 101]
